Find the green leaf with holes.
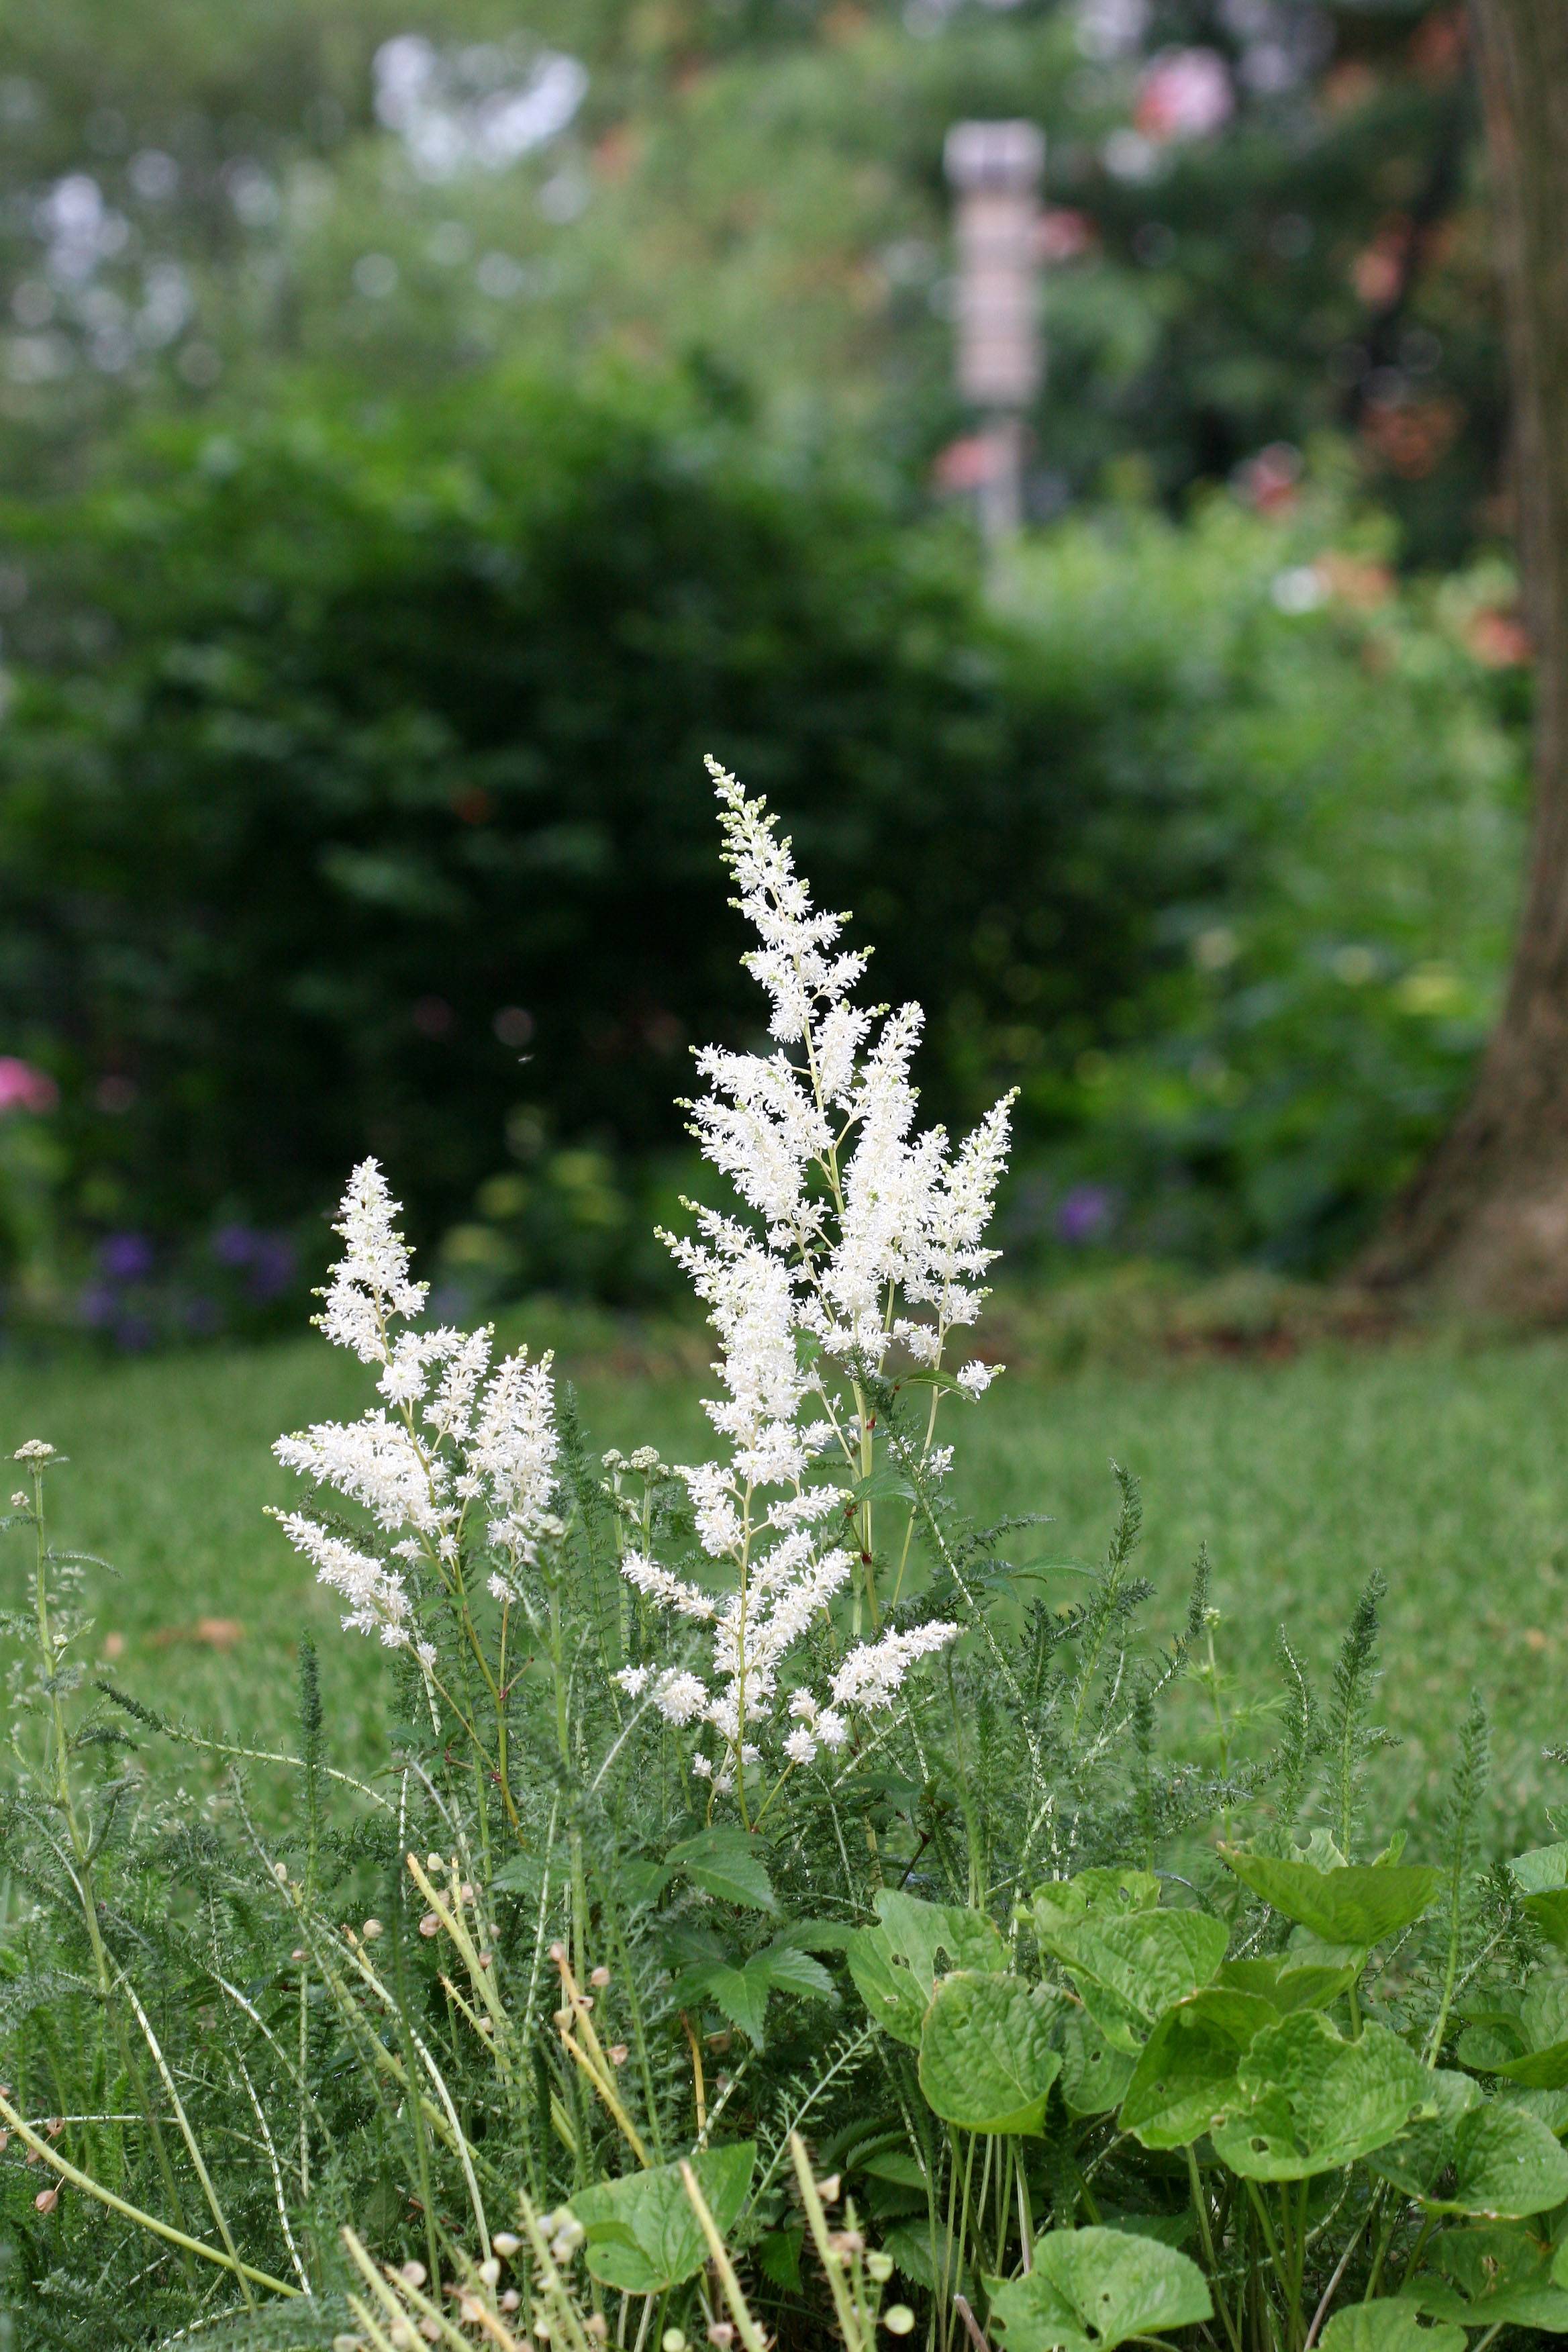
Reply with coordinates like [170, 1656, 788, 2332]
[1120, 1988, 1275, 2149]
[846, 1890, 1005, 2048]
[1428, 2102, 1568, 2218]
[1318, 2304, 1464, 2352]
[571, 2142, 754, 2295]
[1059, 2006, 1138, 2116]
[1046, 1909, 1229, 2056]
[1219, 1847, 1439, 1945]
[987, 2227, 1211, 2352]
[1211, 2014, 1432, 2181]
[1406, 2225, 1568, 2330]
[918, 1973, 1063, 2134]
[1367, 2069, 1481, 2200]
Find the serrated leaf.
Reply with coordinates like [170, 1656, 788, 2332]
[666, 1826, 775, 1912]
[573, 2143, 754, 2294]
[1211, 2014, 1432, 2181]
[1318, 2305, 1464, 2352]
[987, 2227, 1212, 2352]
[1120, 1989, 1274, 2149]
[918, 1973, 1063, 2133]
[860, 2150, 928, 2187]
[1048, 1909, 1229, 2055]
[1220, 1847, 1439, 1945]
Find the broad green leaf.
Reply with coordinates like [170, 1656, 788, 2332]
[1526, 1891, 1568, 1955]
[1120, 1989, 1274, 2150]
[1428, 2102, 1568, 2218]
[1457, 2021, 1526, 2072]
[1211, 2014, 1432, 2181]
[987, 2226, 1212, 2352]
[665, 1827, 775, 1912]
[1406, 2225, 1568, 2330]
[875, 1888, 1007, 1989]
[1218, 1957, 1357, 2014]
[573, 2142, 754, 2294]
[1048, 1909, 1229, 2055]
[918, 1973, 1063, 2134]
[1220, 1846, 1440, 1945]
[846, 1925, 928, 2047]
[1032, 1869, 1161, 1941]
[1493, 1977, 1568, 2088]
[1059, 2006, 1138, 2116]
[1318, 2306, 1463, 2352]
[848, 1889, 1006, 2045]
[1512, 1841, 1568, 1895]
[757, 1944, 836, 2002]
[1368, 2069, 1481, 2200]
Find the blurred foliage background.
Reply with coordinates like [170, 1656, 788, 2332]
[0, 0, 1533, 1337]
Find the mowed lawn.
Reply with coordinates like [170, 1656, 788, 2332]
[5, 1323, 1568, 1843]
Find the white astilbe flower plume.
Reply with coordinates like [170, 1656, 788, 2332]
[273, 1160, 560, 1650]
[616, 763, 1013, 1799]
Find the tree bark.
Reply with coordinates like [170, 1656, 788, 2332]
[1361, 0, 1568, 1314]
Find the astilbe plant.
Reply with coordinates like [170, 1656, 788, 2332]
[5, 764, 1568, 2352]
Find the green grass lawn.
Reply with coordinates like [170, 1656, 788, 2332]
[6, 1324, 1568, 1845]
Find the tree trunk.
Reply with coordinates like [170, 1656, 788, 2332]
[1361, 0, 1568, 1314]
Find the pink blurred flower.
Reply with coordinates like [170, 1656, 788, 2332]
[0, 1057, 58, 1116]
[1135, 48, 1234, 142]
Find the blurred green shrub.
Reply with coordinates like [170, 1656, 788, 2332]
[997, 493, 1528, 1271]
[0, 377, 1529, 1304]
[0, 362, 1204, 1293]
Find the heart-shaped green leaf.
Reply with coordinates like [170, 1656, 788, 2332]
[1059, 2007, 1138, 2116]
[1048, 1910, 1229, 2055]
[1406, 2225, 1568, 2330]
[1318, 2304, 1464, 2352]
[1491, 1977, 1568, 2088]
[1367, 2069, 1481, 2200]
[572, 2142, 754, 2294]
[848, 1890, 1006, 2047]
[1510, 1841, 1568, 1895]
[918, 1973, 1063, 2133]
[1218, 1957, 1357, 2014]
[1120, 1988, 1274, 2149]
[987, 2227, 1211, 2352]
[1032, 1869, 1162, 1941]
[1426, 2104, 1568, 2218]
[1220, 1847, 1439, 1945]
[1211, 2014, 1431, 2180]
[846, 1925, 928, 2047]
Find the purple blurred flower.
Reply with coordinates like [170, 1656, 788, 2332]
[77, 1281, 116, 1329]
[246, 1235, 297, 1302]
[210, 1221, 260, 1269]
[181, 1294, 222, 1336]
[98, 1231, 155, 1283]
[1056, 1184, 1118, 1246]
[114, 1312, 154, 1353]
